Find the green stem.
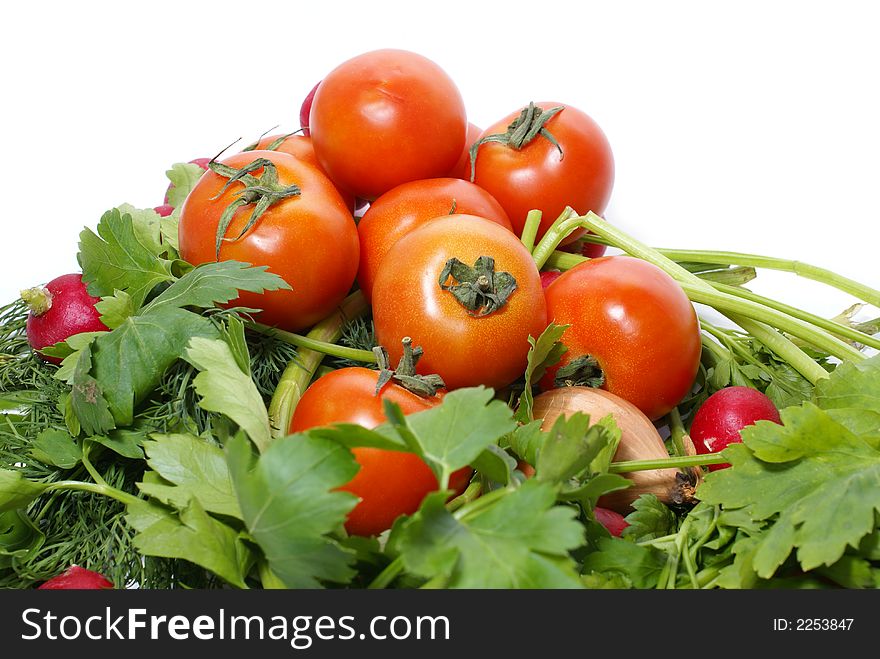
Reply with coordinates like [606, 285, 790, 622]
[445, 481, 482, 513]
[655, 248, 880, 308]
[667, 407, 686, 458]
[248, 324, 376, 364]
[267, 292, 369, 439]
[367, 556, 404, 590]
[712, 281, 880, 351]
[609, 453, 725, 473]
[80, 442, 107, 487]
[453, 485, 511, 521]
[520, 210, 542, 254]
[47, 480, 141, 507]
[531, 208, 577, 269]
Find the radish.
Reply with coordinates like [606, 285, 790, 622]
[21, 274, 108, 364]
[690, 386, 782, 471]
[37, 565, 114, 590]
[300, 80, 321, 137]
[594, 506, 629, 537]
[540, 269, 562, 288]
[153, 203, 174, 217]
[163, 157, 210, 204]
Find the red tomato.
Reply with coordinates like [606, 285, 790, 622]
[356, 178, 512, 303]
[540, 256, 701, 420]
[472, 102, 614, 242]
[309, 49, 467, 200]
[372, 216, 548, 391]
[290, 367, 471, 536]
[178, 150, 359, 332]
[247, 133, 357, 213]
[447, 122, 483, 180]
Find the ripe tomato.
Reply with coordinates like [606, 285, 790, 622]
[290, 367, 472, 536]
[356, 178, 512, 303]
[447, 122, 483, 180]
[372, 216, 548, 390]
[309, 49, 467, 200]
[247, 133, 356, 212]
[471, 102, 614, 242]
[540, 256, 701, 420]
[178, 150, 359, 332]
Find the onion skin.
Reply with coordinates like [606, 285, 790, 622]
[531, 386, 698, 513]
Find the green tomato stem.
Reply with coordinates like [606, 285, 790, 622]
[266, 292, 370, 439]
[520, 210, 542, 254]
[367, 556, 404, 590]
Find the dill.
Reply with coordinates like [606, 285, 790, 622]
[326, 316, 379, 371]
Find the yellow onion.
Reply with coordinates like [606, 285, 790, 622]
[531, 386, 700, 513]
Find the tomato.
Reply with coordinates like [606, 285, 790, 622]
[372, 216, 548, 390]
[178, 150, 359, 332]
[447, 122, 483, 180]
[290, 367, 471, 536]
[540, 256, 701, 420]
[309, 49, 467, 200]
[471, 101, 614, 242]
[356, 178, 512, 303]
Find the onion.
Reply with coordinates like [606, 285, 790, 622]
[531, 386, 700, 513]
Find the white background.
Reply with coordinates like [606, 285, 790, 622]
[0, 1, 877, 324]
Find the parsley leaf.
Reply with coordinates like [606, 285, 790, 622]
[138, 433, 241, 519]
[165, 162, 206, 208]
[183, 337, 272, 452]
[78, 208, 175, 308]
[699, 402, 880, 576]
[514, 323, 568, 423]
[226, 432, 360, 588]
[396, 480, 585, 588]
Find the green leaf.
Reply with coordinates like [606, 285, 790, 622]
[621, 494, 676, 542]
[699, 403, 880, 576]
[160, 208, 181, 253]
[396, 480, 585, 588]
[536, 413, 620, 486]
[507, 419, 544, 466]
[183, 337, 271, 452]
[814, 353, 880, 435]
[95, 290, 136, 329]
[307, 423, 408, 452]
[226, 433, 360, 589]
[0, 470, 50, 512]
[0, 509, 45, 569]
[470, 445, 517, 485]
[115, 204, 164, 256]
[389, 387, 517, 488]
[142, 261, 290, 315]
[127, 498, 252, 588]
[89, 307, 219, 426]
[165, 162, 206, 208]
[70, 343, 116, 435]
[78, 208, 175, 308]
[41, 331, 106, 363]
[139, 434, 241, 519]
[30, 429, 82, 469]
[581, 536, 666, 589]
[514, 323, 569, 423]
[88, 429, 146, 459]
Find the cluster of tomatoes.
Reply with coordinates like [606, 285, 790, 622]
[173, 48, 703, 537]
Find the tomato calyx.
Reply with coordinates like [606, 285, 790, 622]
[438, 255, 518, 317]
[373, 337, 445, 398]
[208, 157, 302, 259]
[468, 102, 565, 180]
[554, 353, 605, 389]
[20, 286, 52, 316]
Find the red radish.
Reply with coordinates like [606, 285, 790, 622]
[299, 81, 321, 137]
[153, 203, 174, 217]
[690, 386, 782, 471]
[540, 269, 562, 288]
[594, 506, 629, 537]
[37, 565, 114, 590]
[163, 157, 211, 204]
[21, 274, 108, 365]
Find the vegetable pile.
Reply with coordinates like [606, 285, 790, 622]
[2, 48, 879, 590]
